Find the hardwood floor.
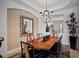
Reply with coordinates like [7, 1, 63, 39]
[59, 45, 70, 58]
[70, 49, 79, 58]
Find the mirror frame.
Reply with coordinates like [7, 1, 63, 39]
[20, 16, 34, 36]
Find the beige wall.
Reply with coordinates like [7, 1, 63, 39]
[7, 8, 38, 51]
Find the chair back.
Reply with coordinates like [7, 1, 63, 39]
[37, 33, 42, 38]
[27, 34, 34, 42]
[50, 32, 57, 37]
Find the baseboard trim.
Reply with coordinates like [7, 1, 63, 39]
[4, 47, 21, 58]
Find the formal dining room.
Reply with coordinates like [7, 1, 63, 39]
[0, 0, 79, 58]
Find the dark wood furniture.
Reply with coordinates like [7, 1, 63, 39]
[20, 33, 62, 58]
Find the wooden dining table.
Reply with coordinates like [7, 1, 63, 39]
[20, 33, 60, 57]
[29, 34, 58, 50]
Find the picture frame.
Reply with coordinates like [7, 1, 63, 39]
[20, 16, 33, 36]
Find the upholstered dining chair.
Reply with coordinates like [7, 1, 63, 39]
[27, 34, 34, 42]
[21, 40, 38, 58]
[21, 34, 42, 58]
[48, 35, 62, 58]
[37, 33, 42, 38]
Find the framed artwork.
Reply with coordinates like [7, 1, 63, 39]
[20, 16, 33, 36]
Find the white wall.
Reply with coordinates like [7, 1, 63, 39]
[38, 18, 46, 34]
[0, 0, 38, 57]
[52, 21, 63, 33]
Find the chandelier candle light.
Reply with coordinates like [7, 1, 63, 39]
[40, 0, 53, 23]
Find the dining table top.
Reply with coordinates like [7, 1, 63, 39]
[29, 34, 58, 50]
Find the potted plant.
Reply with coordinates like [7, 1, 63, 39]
[66, 13, 78, 49]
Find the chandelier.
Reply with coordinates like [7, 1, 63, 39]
[40, 0, 53, 23]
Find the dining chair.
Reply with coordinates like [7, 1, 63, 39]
[21, 34, 42, 58]
[48, 36, 62, 57]
[27, 34, 34, 42]
[37, 33, 42, 38]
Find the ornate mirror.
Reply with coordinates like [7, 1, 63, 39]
[20, 16, 33, 36]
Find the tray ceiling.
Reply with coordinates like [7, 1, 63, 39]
[13, 0, 79, 17]
[21, 0, 70, 11]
